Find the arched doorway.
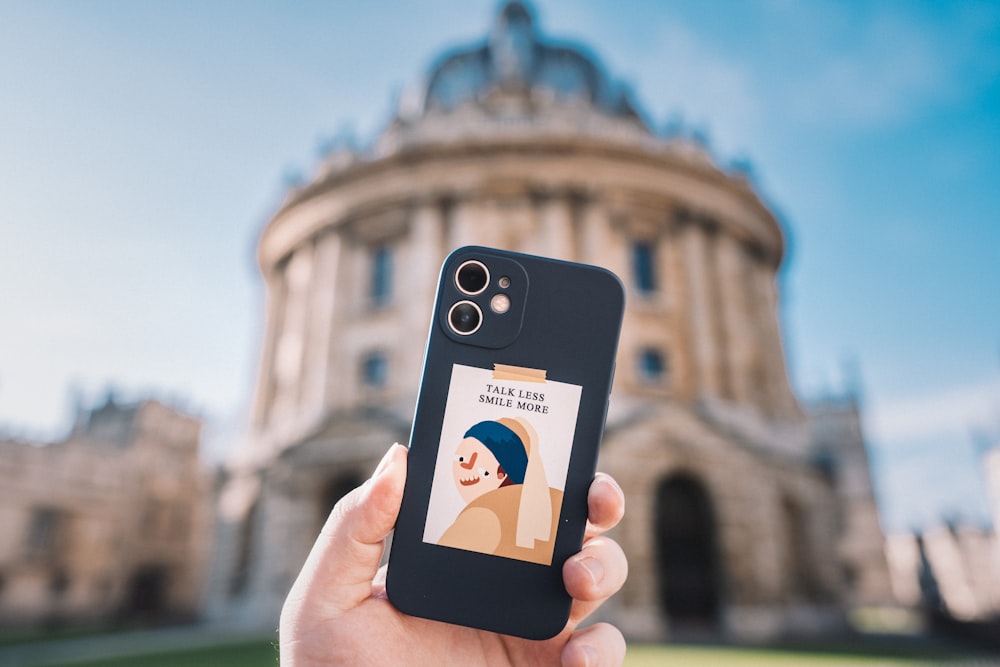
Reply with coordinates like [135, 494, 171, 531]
[654, 473, 721, 632]
[123, 564, 169, 617]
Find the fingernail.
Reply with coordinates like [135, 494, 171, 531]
[598, 474, 625, 504]
[580, 645, 598, 667]
[373, 443, 400, 478]
[576, 555, 604, 587]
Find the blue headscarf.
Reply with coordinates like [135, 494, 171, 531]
[463, 420, 528, 484]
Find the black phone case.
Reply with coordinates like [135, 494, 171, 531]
[386, 246, 624, 640]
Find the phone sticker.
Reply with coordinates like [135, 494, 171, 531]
[423, 363, 583, 565]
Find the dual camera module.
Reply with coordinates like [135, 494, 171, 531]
[447, 260, 512, 336]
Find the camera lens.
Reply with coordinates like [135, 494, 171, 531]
[455, 260, 490, 295]
[448, 300, 482, 335]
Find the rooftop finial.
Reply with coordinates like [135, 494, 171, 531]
[420, 0, 642, 123]
[490, 1, 537, 87]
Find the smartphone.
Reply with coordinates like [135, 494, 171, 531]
[386, 246, 625, 639]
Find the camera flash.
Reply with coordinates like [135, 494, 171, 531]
[490, 293, 511, 314]
[498, 276, 511, 288]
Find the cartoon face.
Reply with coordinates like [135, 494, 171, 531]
[452, 437, 506, 503]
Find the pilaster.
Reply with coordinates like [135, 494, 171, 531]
[271, 245, 314, 434]
[302, 233, 341, 421]
[536, 192, 575, 261]
[250, 274, 284, 433]
[401, 201, 445, 389]
[679, 220, 721, 398]
[715, 233, 754, 405]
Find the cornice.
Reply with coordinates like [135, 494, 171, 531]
[259, 132, 784, 273]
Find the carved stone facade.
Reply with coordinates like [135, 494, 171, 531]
[883, 442, 1000, 622]
[207, 2, 893, 639]
[989, 444, 1000, 542]
[886, 523, 1000, 622]
[0, 397, 209, 627]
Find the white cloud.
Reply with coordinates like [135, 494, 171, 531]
[623, 20, 764, 157]
[875, 442, 992, 532]
[613, 3, 969, 145]
[867, 377, 1000, 445]
[784, 8, 964, 129]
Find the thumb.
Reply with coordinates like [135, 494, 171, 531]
[286, 443, 407, 615]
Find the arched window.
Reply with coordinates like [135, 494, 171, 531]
[361, 351, 389, 390]
[370, 245, 393, 307]
[654, 473, 721, 631]
[638, 348, 667, 384]
[631, 241, 657, 294]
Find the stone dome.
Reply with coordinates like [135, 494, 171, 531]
[421, 1, 643, 122]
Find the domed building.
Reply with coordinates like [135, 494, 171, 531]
[207, 1, 892, 639]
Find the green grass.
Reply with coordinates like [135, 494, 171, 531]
[39, 639, 979, 667]
[0, 623, 132, 648]
[45, 638, 278, 667]
[625, 644, 938, 666]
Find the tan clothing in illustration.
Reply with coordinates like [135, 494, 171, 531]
[438, 485, 564, 565]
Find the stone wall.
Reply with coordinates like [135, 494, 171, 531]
[0, 398, 209, 627]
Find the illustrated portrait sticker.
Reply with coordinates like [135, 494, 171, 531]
[423, 363, 583, 565]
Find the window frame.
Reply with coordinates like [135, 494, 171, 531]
[637, 347, 668, 385]
[369, 244, 394, 308]
[360, 350, 390, 391]
[631, 240, 658, 295]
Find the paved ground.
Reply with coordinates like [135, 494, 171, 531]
[0, 625, 273, 667]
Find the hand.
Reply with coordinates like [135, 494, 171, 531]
[279, 443, 628, 666]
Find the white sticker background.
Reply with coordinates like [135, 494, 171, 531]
[422, 363, 583, 544]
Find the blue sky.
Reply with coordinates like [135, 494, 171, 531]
[1, 0, 998, 534]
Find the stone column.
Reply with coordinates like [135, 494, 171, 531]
[445, 198, 472, 251]
[271, 244, 314, 431]
[703, 226, 732, 399]
[301, 233, 341, 421]
[321, 230, 356, 413]
[580, 196, 628, 280]
[447, 197, 503, 251]
[401, 201, 444, 389]
[536, 192, 575, 261]
[715, 233, 754, 405]
[679, 221, 721, 398]
[584, 196, 635, 389]
[250, 273, 284, 433]
[662, 222, 691, 394]
[748, 260, 797, 418]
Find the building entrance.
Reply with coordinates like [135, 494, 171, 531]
[123, 565, 169, 617]
[654, 473, 720, 632]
